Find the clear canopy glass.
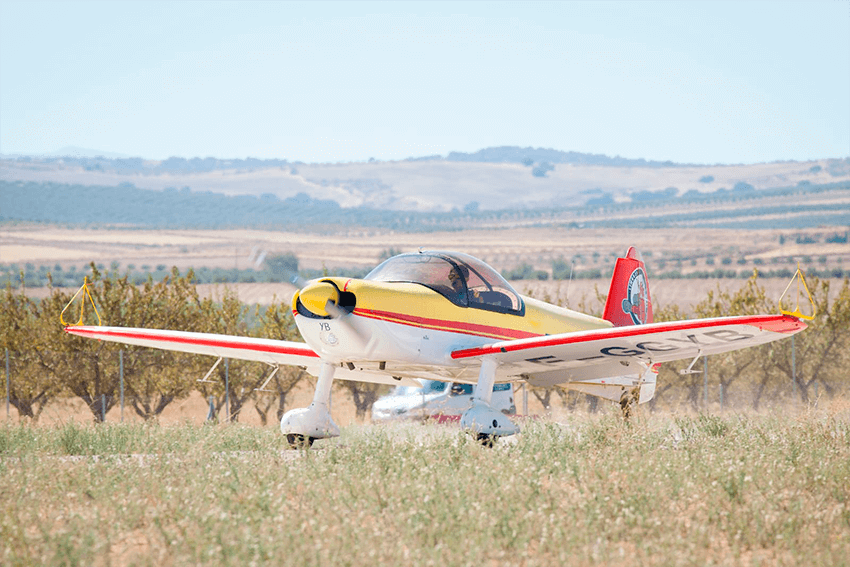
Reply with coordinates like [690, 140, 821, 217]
[365, 251, 523, 313]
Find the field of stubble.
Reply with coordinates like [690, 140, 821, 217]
[1, 406, 848, 566]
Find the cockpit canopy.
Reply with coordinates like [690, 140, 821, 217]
[365, 251, 524, 314]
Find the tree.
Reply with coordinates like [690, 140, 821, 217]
[767, 277, 850, 403]
[194, 290, 296, 422]
[531, 385, 576, 411]
[118, 269, 208, 420]
[649, 304, 689, 409]
[338, 381, 386, 421]
[38, 269, 123, 422]
[0, 282, 61, 420]
[252, 367, 306, 426]
[531, 162, 554, 177]
[378, 248, 403, 263]
[251, 300, 306, 425]
[264, 253, 299, 281]
[692, 274, 776, 409]
[39, 265, 208, 422]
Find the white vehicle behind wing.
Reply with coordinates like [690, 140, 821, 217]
[372, 380, 516, 423]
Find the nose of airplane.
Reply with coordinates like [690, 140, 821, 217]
[293, 281, 340, 318]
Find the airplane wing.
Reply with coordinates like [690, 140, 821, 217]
[64, 326, 420, 387]
[450, 314, 806, 387]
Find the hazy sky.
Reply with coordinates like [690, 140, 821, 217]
[1, 0, 848, 164]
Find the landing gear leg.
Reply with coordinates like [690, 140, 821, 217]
[280, 362, 340, 449]
[619, 388, 639, 421]
[460, 357, 519, 446]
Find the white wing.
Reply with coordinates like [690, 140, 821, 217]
[65, 326, 419, 387]
[451, 314, 806, 386]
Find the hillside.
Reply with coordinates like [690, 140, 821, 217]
[2, 148, 848, 212]
[2, 178, 849, 232]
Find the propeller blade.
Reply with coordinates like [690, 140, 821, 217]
[324, 296, 368, 342]
[290, 273, 308, 289]
[325, 299, 349, 319]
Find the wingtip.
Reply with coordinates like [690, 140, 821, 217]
[64, 325, 96, 335]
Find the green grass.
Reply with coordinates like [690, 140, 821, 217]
[1, 409, 849, 566]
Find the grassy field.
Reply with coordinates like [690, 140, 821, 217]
[1, 407, 848, 566]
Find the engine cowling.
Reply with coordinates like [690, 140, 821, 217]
[294, 281, 339, 318]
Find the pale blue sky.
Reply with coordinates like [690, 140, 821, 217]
[1, 0, 848, 164]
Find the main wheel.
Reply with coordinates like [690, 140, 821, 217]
[476, 433, 498, 448]
[286, 434, 315, 449]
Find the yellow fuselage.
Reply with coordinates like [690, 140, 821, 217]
[295, 277, 612, 344]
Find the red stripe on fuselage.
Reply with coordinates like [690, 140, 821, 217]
[450, 314, 805, 359]
[352, 307, 539, 341]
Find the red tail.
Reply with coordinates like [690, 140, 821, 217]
[603, 247, 653, 327]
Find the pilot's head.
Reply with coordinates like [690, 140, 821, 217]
[448, 265, 469, 293]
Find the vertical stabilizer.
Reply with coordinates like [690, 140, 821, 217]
[603, 247, 653, 327]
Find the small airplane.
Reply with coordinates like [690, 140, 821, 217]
[65, 247, 808, 447]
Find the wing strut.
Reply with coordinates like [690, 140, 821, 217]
[254, 365, 280, 393]
[198, 357, 223, 383]
[679, 351, 704, 375]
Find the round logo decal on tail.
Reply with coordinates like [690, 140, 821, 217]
[621, 268, 649, 325]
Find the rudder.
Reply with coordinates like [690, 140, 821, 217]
[603, 246, 653, 327]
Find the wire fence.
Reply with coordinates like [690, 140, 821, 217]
[1, 347, 312, 426]
[2, 346, 839, 425]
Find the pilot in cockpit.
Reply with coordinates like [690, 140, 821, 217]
[448, 265, 481, 304]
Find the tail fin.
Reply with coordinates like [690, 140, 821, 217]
[603, 247, 653, 326]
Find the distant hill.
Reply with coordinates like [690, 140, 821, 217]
[2, 178, 849, 232]
[439, 146, 683, 167]
[48, 146, 132, 159]
[2, 149, 848, 212]
[3, 146, 677, 173]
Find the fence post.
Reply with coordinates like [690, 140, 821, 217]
[101, 394, 106, 422]
[119, 349, 124, 423]
[5, 348, 9, 420]
[523, 383, 528, 416]
[703, 357, 708, 408]
[792, 335, 798, 402]
[225, 358, 230, 423]
[719, 382, 724, 411]
[207, 395, 216, 421]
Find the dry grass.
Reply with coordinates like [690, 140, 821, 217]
[1, 405, 848, 566]
[0, 225, 827, 271]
